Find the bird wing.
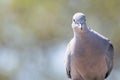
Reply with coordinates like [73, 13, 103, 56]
[64, 40, 73, 78]
[105, 41, 114, 78]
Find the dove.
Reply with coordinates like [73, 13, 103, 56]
[64, 13, 114, 80]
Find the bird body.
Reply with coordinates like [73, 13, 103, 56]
[65, 13, 113, 80]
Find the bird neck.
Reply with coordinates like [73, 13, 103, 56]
[73, 23, 90, 38]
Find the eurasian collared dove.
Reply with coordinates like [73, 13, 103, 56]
[65, 13, 114, 80]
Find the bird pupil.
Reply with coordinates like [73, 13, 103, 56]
[73, 19, 75, 22]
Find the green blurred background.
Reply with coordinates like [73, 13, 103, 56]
[0, 0, 120, 80]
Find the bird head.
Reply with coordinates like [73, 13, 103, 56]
[72, 12, 86, 30]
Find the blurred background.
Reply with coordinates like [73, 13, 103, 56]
[0, 0, 120, 80]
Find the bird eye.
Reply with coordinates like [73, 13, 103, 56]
[73, 19, 75, 22]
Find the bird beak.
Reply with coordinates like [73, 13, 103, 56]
[76, 23, 82, 30]
[72, 22, 82, 30]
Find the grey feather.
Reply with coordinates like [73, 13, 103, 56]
[64, 40, 73, 78]
[105, 42, 114, 78]
[65, 12, 114, 80]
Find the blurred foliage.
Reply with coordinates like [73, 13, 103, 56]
[10, 0, 67, 42]
[0, 74, 9, 80]
[9, 0, 120, 52]
[90, 0, 120, 19]
[0, 0, 120, 80]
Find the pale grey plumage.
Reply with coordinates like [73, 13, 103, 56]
[64, 13, 114, 80]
